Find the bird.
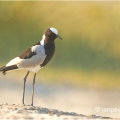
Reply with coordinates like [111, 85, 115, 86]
[0, 27, 62, 106]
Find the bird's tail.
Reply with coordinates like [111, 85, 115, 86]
[0, 65, 18, 75]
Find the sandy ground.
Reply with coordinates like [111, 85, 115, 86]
[0, 104, 113, 119]
[0, 75, 120, 119]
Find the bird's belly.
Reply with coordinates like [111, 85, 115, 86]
[18, 54, 46, 69]
[28, 65, 42, 72]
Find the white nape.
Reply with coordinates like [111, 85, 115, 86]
[40, 35, 45, 46]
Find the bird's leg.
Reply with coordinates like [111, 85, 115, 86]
[22, 71, 30, 105]
[31, 73, 36, 106]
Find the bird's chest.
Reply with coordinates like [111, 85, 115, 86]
[44, 44, 55, 56]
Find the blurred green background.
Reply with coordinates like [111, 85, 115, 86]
[0, 1, 120, 89]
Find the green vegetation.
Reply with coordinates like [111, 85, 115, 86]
[0, 2, 120, 89]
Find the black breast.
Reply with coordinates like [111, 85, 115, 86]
[40, 43, 55, 67]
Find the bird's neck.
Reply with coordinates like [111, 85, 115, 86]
[40, 35, 55, 45]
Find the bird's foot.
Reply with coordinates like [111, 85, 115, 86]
[22, 103, 25, 106]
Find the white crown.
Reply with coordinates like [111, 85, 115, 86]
[50, 28, 58, 35]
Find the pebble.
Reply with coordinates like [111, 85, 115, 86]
[48, 109, 54, 115]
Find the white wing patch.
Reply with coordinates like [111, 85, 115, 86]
[6, 57, 22, 67]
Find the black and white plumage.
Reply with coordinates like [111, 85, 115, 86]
[0, 27, 62, 106]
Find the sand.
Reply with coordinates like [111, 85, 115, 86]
[0, 103, 114, 119]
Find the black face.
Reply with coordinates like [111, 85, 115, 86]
[45, 29, 57, 39]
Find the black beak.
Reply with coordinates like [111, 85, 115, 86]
[56, 35, 62, 40]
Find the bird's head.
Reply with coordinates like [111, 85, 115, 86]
[44, 28, 62, 40]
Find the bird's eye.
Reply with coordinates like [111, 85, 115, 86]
[49, 31, 53, 34]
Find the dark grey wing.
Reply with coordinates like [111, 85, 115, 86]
[19, 48, 36, 59]
[19, 42, 40, 59]
[33, 41, 40, 46]
[40, 44, 55, 67]
[0, 65, 18, 75]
